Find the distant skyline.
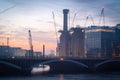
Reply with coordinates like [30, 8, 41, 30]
[0, 0, 120, 54]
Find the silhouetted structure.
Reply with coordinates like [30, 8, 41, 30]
[58, 9, 86, 58]
[0, 46, 27, 58]
[114, 24, 120, 57]
[0, 46, 12, 57]
[57, 9, 120, 59]
[59, 9, 71, 57]
[28, 30, 34, 57]
[70, 27, 85, 58]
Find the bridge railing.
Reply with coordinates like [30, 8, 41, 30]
[0, 55, 120, 60]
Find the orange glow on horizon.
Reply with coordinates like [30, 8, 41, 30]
[0, 38, 56, 52]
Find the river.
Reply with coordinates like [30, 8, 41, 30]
[0, 73, 120, 80]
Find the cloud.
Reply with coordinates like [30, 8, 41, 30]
[0, 25, 6, 29]
[8, 28, 57, 52]
[46, 21, 62, 28]
[0, 31, 5, 35]
[0, 25, 9, 36]
[8, 27, 56, 43]
[32, 30, 56, 42]
[36, 19, 43, 22]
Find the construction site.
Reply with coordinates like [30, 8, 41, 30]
[54, 9, 120, 58]
[0, 8, 120, 59]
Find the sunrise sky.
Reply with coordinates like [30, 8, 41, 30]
[0, 0, 120, 54]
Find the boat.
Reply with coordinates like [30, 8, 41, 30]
[31, 64, 50, 75]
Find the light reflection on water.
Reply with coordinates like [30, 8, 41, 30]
[0, 73, 120, 80]
[59, 74, 64, 80]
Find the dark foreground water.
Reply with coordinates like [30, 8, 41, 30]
[0, 73, 120, 80]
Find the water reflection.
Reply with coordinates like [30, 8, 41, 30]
[59, 74, 64, 80]
[1, 73, 120, 80]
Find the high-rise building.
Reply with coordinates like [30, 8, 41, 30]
[85, 26, 115, 58]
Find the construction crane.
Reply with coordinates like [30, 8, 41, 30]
[28, 30, 33, 57]
[52, 11, 60, 57]
[71, 12, 77, 27]
[99, 8, 105, 26]
[52, 11, 59, 44]
[89, 15, 95, 25]
[84, 16, 89, 27]
[84, 15, 95, 27]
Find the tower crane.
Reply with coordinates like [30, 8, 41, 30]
[52, 11, 60, 56]
[28, 30, 33, 57]
[52, 11, 59, 44]
[84, 15, 95, 27]
[99, 8, 105, 26]
[84, 16, 89, 27]
[71, 12, 77, 27]
[89, 15, 95, 25]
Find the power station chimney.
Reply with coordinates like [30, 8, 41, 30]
[63, 9, 69, 32]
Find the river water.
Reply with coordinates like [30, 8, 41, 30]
[0, 73, 120, 80]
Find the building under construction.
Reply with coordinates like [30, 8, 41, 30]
[70, 27, 85, 58]
[58, 9, 85, 58]
[58, 9, 71, 57]
[57, 9, 120, 58]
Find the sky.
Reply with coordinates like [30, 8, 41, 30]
[0, 0, 120, 54]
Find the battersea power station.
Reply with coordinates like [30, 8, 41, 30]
[57, 9, 85, 58]
[57, 9, 120, 58]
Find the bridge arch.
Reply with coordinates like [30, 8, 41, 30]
[32, 59, 89, 73]
[0, 61, 22, 75]
[95, 60, 120, 72]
